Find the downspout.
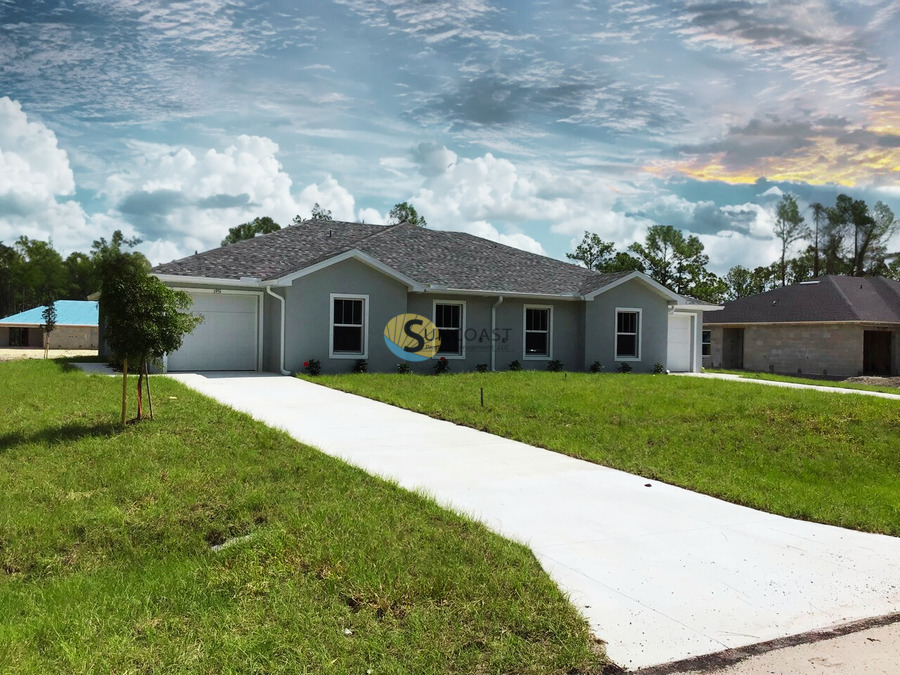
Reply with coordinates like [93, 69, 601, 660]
[491, 295, 504, 371]
[265, 286, 291, 376]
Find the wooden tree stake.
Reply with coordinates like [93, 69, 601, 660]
[121, 358, 128, 426]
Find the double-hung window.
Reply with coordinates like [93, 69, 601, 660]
[615, 308, 641, 360]
[524, 306, 552, 359]
[330, 294, 367, 358]
[701, 330, 711, 357]
[434, 301, 465, 358]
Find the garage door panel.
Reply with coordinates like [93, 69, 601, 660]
[667, 314, 692, 372]
[167, 292, 259, 372]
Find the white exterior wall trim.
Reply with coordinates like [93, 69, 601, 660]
[329, 293, 369, 360]
[265, 286, 290, 375]
[273, 250, 425, 291]
[522, 304, 553, 361]
[615, 306, 643, 362]
[583, 272, 681, 302]
[432, 299, 467, 360]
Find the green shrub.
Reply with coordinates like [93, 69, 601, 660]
[653, 362, 665, 374]
[433, 357, 450, 375]
[617, 362, 632, 374]
[475, 363, 489, 373]
[589, 360, 602, 373]
[547, 359, 564, 372]
[352, 359, 368, 373]
[396, 362, 412, 374]
[303, 359, 321, 376]
[508, 359, 522, 371]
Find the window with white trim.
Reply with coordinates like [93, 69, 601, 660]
[434, 301, 464, 357]
[524, 306, 552, 358]
[615, 309, 640, 360]
[702, 330, 711, 357]
[330, 295, 367, 357]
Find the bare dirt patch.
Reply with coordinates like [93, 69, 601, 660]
[843, 376, 900, 389]
[0, 348, 98, 362]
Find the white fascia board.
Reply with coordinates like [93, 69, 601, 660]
[424, 288, 581, 301]
[0, 322, 94, 328]
[272, 249, 425, 291]
[704, 320, 900, 327]
[583, 271, 681, 302]
[673, 304, 724, 312]
[153, 273, 262, 288]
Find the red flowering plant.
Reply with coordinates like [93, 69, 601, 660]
[303, 359, 321, 376]
[433, 355, 450, 375]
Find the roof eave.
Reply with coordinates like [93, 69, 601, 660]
[421, 287, 582, 301]
[153, 273, 263, 288]
[703, 319, 900, 326]
[673, 303, 724, 312]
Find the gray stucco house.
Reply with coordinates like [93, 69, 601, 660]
[703, 275, 900, 377]
[152, 220, 715, 374]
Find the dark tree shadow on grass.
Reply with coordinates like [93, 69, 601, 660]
[0, 421, 122, 452]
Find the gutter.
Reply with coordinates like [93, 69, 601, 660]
[491, 295, 504, 371]
[265, 286, 291, 376]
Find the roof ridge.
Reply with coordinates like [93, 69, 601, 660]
[348, 221, 403, 245]
[826, 275, 861, 321]
[869, 276, 900, 319]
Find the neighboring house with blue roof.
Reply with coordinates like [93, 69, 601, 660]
[0, 300, 99, 349]
[152, 220, 721, 374]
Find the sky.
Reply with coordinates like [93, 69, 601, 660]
[2, 0, 900, 275]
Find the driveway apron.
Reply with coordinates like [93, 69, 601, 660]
[167, 372, 900, 671]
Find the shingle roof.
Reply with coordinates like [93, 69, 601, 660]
[704, 276, 900, 325]
[153, 221, 637, 297]
[0, 300, 99, 326]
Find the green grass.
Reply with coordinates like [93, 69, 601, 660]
[314, 371, 900, 537]
[707, 369, 900, 395]
[0, 360, 603, 674]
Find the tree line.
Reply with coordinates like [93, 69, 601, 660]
[567, 193, 900, 303]
[0, 201, 428, 319]
[0, 232, 150, 320]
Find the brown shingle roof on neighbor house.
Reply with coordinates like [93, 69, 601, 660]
[704, 275, 900, 325]
[152, 220, 641, 297]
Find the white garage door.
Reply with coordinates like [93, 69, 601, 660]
[167, 292, 259, 372]
[666, 314, 693, 372]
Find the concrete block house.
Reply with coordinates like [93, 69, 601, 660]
[152, 221, 715, 374]
[703, 276, 900, 377]
[0, 300, 99, 349]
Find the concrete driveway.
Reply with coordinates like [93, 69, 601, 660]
[167, 372, 900, 671]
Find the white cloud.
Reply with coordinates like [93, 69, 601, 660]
[296, 176, 356, 222]
[457, 220, 546, 255]
[403, 149, 664, 257]
[356, 207, 385, 224]
[411, 142, 458, 177]
[103, 136, 366, 259]
[0, 97, 96, 252]
[699, 231, 782, 276]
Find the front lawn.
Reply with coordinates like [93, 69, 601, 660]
[0, 360, 603, 674]
[314, 371, 900, 537]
